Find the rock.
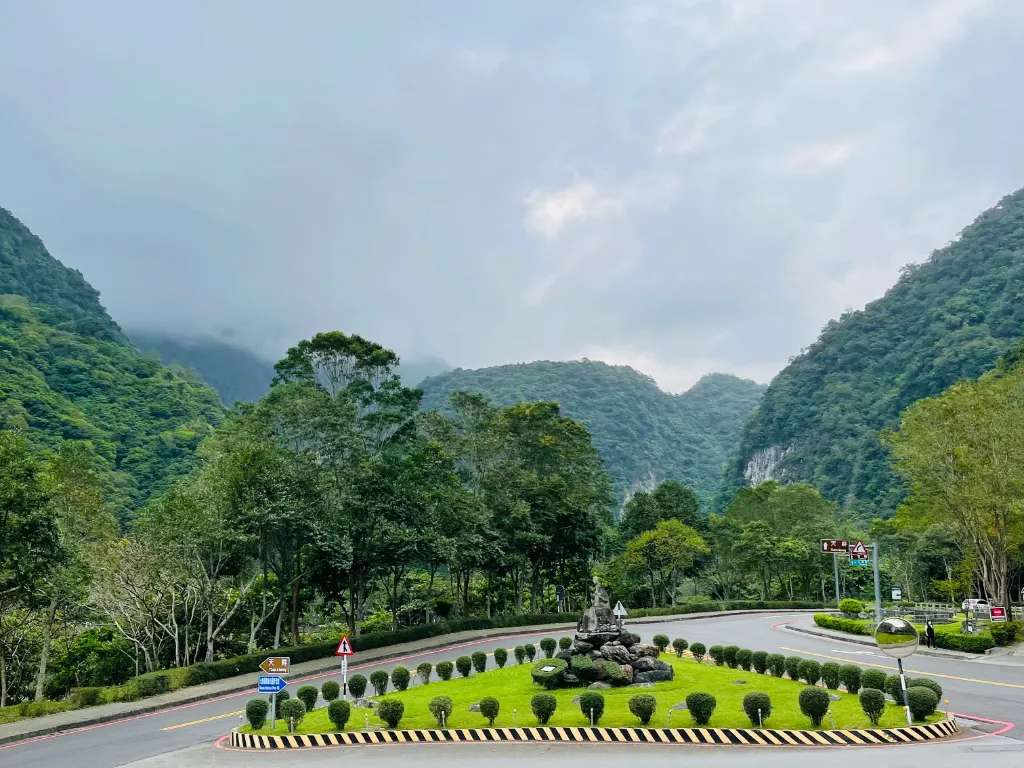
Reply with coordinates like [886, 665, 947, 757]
[468, 703, 481, 711]
[633, 643, 660, 658]
[731, 680, 747, 685]
[620, 664, 634, 684]
[671, 702, 688, 711]
[600, 644, 631, 664]
[354, 698, 377, 709]
[631, 656, 657, 672]
[619, 631, 641, 647]
[630, 681, 655, 688]
[634, 668, 674, 684]
[587, 682, 611, 689]
[589, 650, 603, 660]
[556, 650, 574, 662]
[562, 672, 581, 686]
[572, 641, 594, 655]
[651, 659, 671, 671]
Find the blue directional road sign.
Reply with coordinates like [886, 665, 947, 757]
[850, 558, 870, 567]
[257, 675, 287, 694]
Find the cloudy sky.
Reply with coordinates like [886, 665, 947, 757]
[2, 1, 1024, 391]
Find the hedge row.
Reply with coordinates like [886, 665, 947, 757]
[813, 613, 996, 653]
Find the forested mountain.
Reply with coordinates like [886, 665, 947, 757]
[727, 187, 1024, 513]
[0, 207, 223, 516]
[419, 360, 765, 506]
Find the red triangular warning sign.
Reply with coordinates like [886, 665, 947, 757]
[335, 636, 354, 656]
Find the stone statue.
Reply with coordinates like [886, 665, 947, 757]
[592, 576, 610, 610]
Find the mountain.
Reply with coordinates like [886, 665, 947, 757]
[0, 207, 223, 517]
[418, 360, 765, 507]
[727, 187, 1024, 513]
[128, 330, 275, 406]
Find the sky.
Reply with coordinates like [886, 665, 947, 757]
[2, 1, 1024, 392]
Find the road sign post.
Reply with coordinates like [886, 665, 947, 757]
[990, 606, 1008, 623]
[335, 636, 355, 696]
[257, 674, 288, 728]
[820, 540, 848, 608]
[870, 542, 882, 623]
[613, 601, 628, 628]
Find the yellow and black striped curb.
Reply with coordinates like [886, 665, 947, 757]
[230, 718, 958, 749]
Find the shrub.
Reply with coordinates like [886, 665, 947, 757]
[391, 666, 411, 691]
[514, 646, 526, 664]
[579, 691, 605, 724]
[436, 661, 454, 681]
[600, 660, 628, 686]
[524, 643, 537, 661]
[628, 694, 657, 725]
[652, 634, 670, 653]
[559, 636, 572, 650]
[690, 642, 707, 663]
[736, 649, 753, 671]
[71, 687, 102, 707]
[246, 698, 269, 730]
[686, 692, 716, 725]
[327, 699, 350, 730]
[814, 613, 872, 635]
[370, 670, 389, 695]
[672, 638, 689, 657]
[540, 638, 557, 658]
[377, 699, 404, 729]
[321, 680, 340, 702]
[531, 693, 557, 724]
[723, 645, 740, 668]
[494, 648, 508, 668]
[297, 685, 318, 711]
[885, 675, 905, 704]
[279, 698, 306, 729]
[839, 664, 861, 694]
[709, 645, 725, 665]
[531, 658, 568, 689]
[456, 656, 472, 678]
[798, 687, 830, 727]
[860, 669, 886, 692]
[906, 686, 938, 721]
[416, 662, 432, 684]
[570, 654, 597, 682]
[131, 674, 170, 698]
[785, 656, 802, 680]
[479, 696, 500, 725]
[471, 651, 487, 674]
[839, 598, 863, 617]
[767, 654, 786, 677]
[821, 662, 841, 690]
[799, 659, 821, 686]
[742, 692, 771, 727]
[859, 688, 885, 725]
[990, 621, 1021, 646]
[429, 695, 453, 727]
[275, 689, 290, 702]
[909, 677, 942, 700]
[348, 674, 367, 698]
[751, 651, 768, 674]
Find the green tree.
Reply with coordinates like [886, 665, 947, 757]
[623, 520, 708, 606]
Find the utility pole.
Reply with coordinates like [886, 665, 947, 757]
[871, 542, 882, 623]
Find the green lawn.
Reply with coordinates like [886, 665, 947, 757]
[245, 655, 940, 734]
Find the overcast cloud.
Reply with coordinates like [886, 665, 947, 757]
[2, 1, 1023, 391]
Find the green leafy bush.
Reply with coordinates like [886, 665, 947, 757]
[785, 656, 802, 680]
[839, 598, 863, 617]
[436, 661, 454, 681]
[391, 666, 410, 691]
[131, 674, 170, 698]
[377, 699, 404, 729]
[471, 651, 487, 674]
[909, 677, 942, 700]
[370, 670, 389, 695]
[906, 686, 938, 721]
[990, 621, 1021, 646]
[599, 660, 628, 686]
[885, 675, 905, 704]
[751, 651, 768, 674]
[514, 646, 526, 664]
[479, 696, 500, 725]
[671, 638, 688, 657]
[579, 691, 605, 724]
[297, 685, 318, 711]
[429, 695, 453, 727]
[456, 656, 472, 678]
[839, 664, 861, 693]
[559, 637, 572, 650]
[246, 698, 269, 730]
[321, 680, 340, 702]
[348, 674, 367, 698]
[540, 638, 557, 658]
[275, 689, 290, 702]
[686, 692, 716, 725]
[279, 698, 306, 729]
[799, 659, 821, 686]
[821, 662, 841, 690]
[531, 658, 567, 689]
[494, 648, 508, 668]
[742, 692, 771, 727]
[860, 669, 886, 691]
[71, 687, 101, 707]
[690, 642, 707, 663]
[798, 687, 830, 727]
[524, 643, 537, 661]
[628, 694, 657, 725]
[570, 654, 597, 682]
[416, 662, 432, 684]
[767, 654, 785, 677]
[859, 688, 885, 725]
[327, 699, 350, 730]
[652, 634, 670, 652]
[709, 645, 725, 665]
[736, 649, 752, 671]
[531, 693, 557, 724]
[723, 645, 740, 668]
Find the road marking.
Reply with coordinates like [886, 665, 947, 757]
[829, 649, 878, 655]
[779, 646, 1024, 690]
[161, 710, 243, 731]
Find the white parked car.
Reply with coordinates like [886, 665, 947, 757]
[961, 598, 990, 613]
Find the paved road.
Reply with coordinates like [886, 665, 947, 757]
[2, 611, 1020, 768]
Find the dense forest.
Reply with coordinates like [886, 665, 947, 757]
[420, 361, 765, 506]
[727, 187, 1024, 513]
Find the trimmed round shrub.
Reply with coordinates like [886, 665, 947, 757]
[456, 656, 472, 678]
[275, 689, 290, 702]
[799, 659, 821, 686]
[479, 696, 500, 725]
[709, 645, 725, 666]
[321, 680, 340, 702]
[531, 693, 557, 725]
[531, 658, 568, 689]
[767, 654, 786, 677]
[686, 692, 716, 725]
[909, 677, 942, 700]
[751, 650, 768, 674]
[327, 699, 350, 730]
[416, 662, 432, 684]
[629, 694, 657, 725]
[839, 664, 861, 694]
[652, 634, 670, 653]
[347, 674, 367, 698]
[839, 598, 863, 617]
[798, 687, 830, 727]
[524, 643, 537, 661]
[859, 687, 885, 725]
[821, 663, 841, 690]
[297, 685, 318, 712]
[742, 691, 771, 727]
[377, 699, 404, 729]
[246, 698, 269, 730]
[540, 638, 557, 658]
[559, 636, 572, 650]
[579, 691, 605, 724]
[672, 638, 689, 657]
[429, 695, 453, 727]
[494, 648, 508, 668]
[370, 670, 389, 695]
[570, 654, 598, 682]
[861, 668, 886, 691]
[514, 646, 526, 664]
[600, 660, 628, 686]
[471, 651, 487, 674]
[391, 666, 411, 692]
[279, 698, 306, 729]
[907, 686, 939, 721]
[723, 645, 740, 668]
[785, 656, 802, 680]
[437, 661, 454, 681]
[885, 674, 905, 705]
[736, 649, 753, 671]
[690, 642, 707, 663]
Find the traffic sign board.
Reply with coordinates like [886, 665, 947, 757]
[259, 656, 290, 675]
[257, 675, 287, 694]
[891, 587, 903, 601]
[613, 601, 628, 618]
[850, 558, 870, 567]
[820, 539, 849, 554]
[849, 541, 869, 559]
[990, 606, 1008, 622]
[335, 636, 354, 656]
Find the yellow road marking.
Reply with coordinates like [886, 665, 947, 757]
[779, 646, 1024, 689]
[161, 709, 243, 731]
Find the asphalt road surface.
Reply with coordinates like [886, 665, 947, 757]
[2, 611, 1021, 768]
